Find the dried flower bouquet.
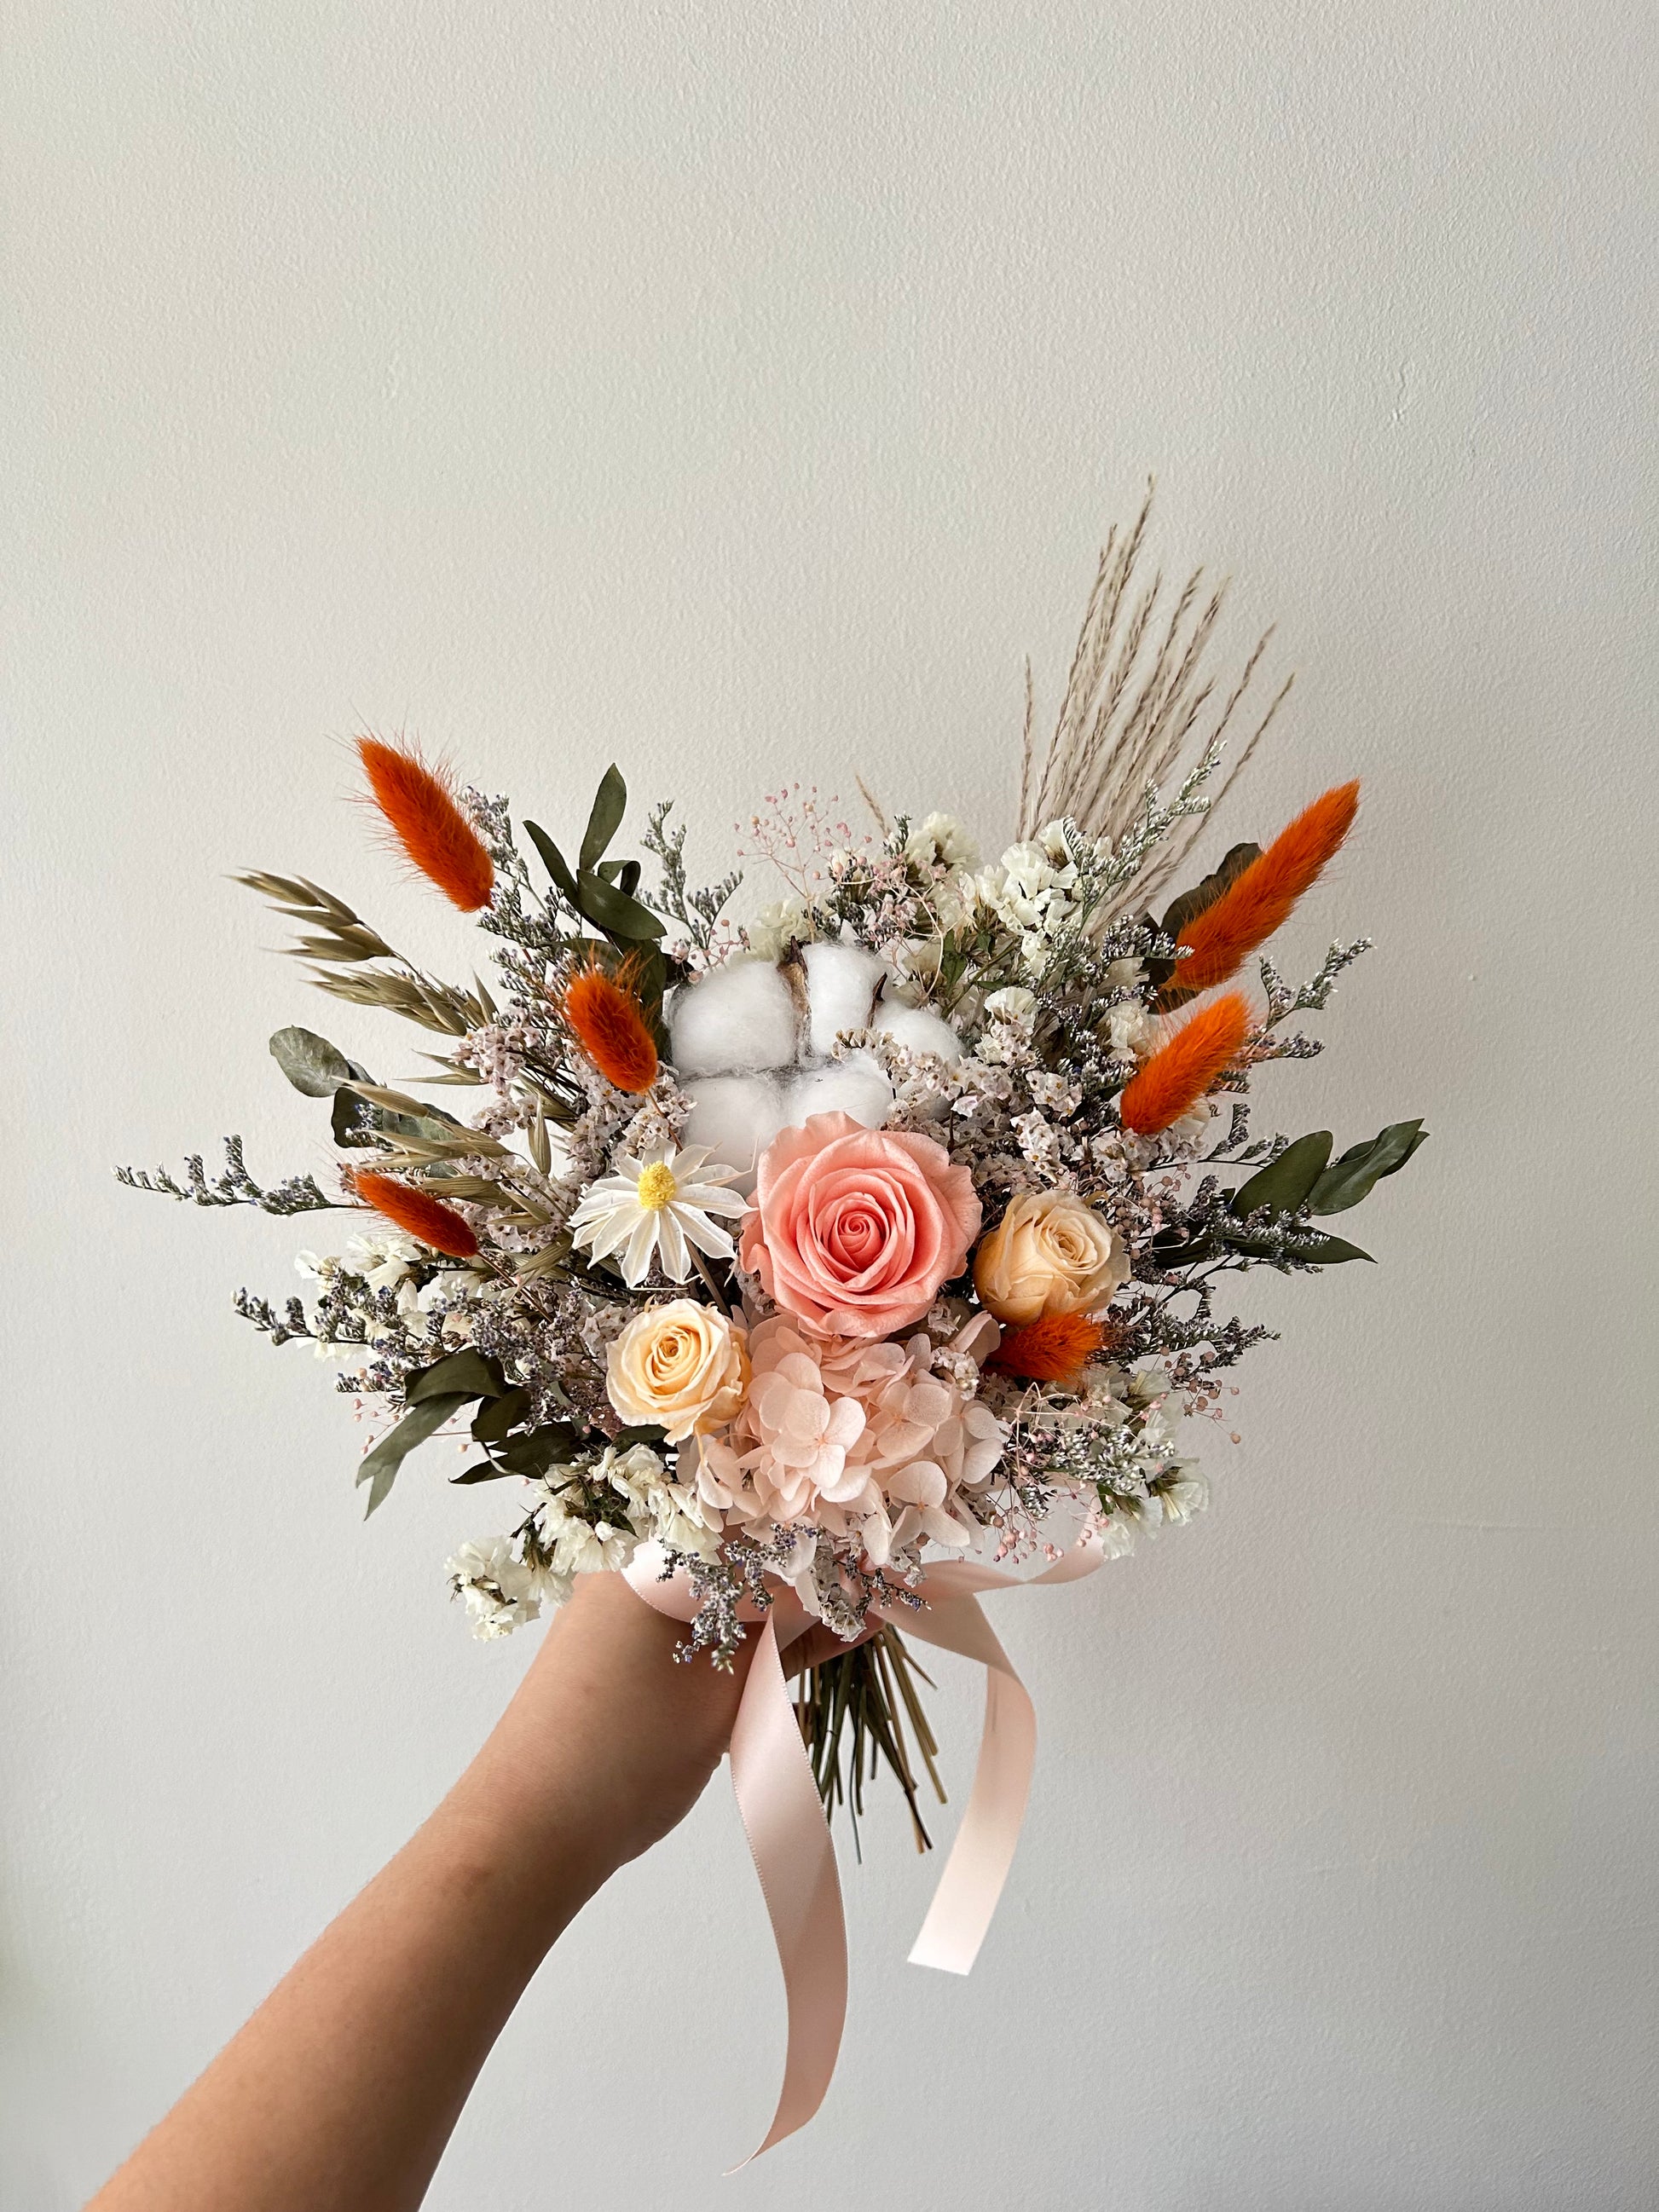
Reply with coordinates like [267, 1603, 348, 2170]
[122, 496, 1425, 1848]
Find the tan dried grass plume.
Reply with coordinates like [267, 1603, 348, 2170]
[1019, 483, 1294, 911]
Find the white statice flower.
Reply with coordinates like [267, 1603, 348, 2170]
[746, 897, 812, 959]
[594, 1441, 669, 1511]
[983, 985, 1037, 1027]
[447, 1535, 542, 1639]
[569, 1141, 744, 1288]
[589, 1441, 722, 1558]
[1154, 1467, 1210, 1525]
[978, 821, 1098, 970]
[343, 1229, 424, 1291]
[904, 811, 980, 872]
[1166, 1095, 1221, 1152]
[1092, 1513, 1139, 1559]
[1105, 996, 1155, 1062]
[552, 1515, 638, 1575]
[883, 933, 947, 1006]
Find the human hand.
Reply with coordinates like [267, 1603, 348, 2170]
[462, 1572, 878, 1900]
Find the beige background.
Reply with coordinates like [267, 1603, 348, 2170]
[5, 3, 1656, 2205]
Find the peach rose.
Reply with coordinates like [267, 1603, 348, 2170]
[972, 1189, 1129, 1326]
[605, 1299, 750, 1443]
[740, 1112, 981, 1339]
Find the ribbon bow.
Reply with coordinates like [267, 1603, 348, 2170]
[625, 1533, 1104, 2168]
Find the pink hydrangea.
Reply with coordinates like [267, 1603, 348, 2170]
[696, 1314, 1007, 1567]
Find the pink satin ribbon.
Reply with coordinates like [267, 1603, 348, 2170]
[625, 1532, 1104, 2166]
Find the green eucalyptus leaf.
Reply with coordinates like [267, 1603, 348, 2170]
[613, 1423, 668, 1448]
[1148, 843, 1262, 989]
[616, 858, 642, 898]
[1308, 1120, 1429, 1215]
[407, 1349, 506, 1405]
[496, 1420, 581, 1475]
[1283, 1228, 1373, 1264]
[1228, 1132, 1334, 1221]
[471, 1387, 532, 1443]
[270, 1026, 361, 1098]
[1148, 1233, 1220, 1271]
[579, 765, 627, 872]
[357, 1394, 471, 1516]
[449, 1459, 517, 1484]
[523, 820, 581, 904]
[331, 1085, 379, 1148]
[576, 869, 665, 941]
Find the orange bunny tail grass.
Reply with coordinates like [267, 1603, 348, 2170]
[356, 736, 494, 911]
[1163, 779, 1360, 1003]
[560, 959, 659, 1094]
[1119, 990, 1251, 1135]
[351, 1170, 480, 1258]
[987, 1311, 1113, 1389]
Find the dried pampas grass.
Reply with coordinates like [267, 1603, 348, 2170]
[1019, 483, 1294, 911]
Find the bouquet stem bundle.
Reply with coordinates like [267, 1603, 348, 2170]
[795, 1628, 946, 1856]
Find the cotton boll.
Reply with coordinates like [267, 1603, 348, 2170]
[668, 959, 799, 1077]
[875, 1003, 962, 1061]
[679, 1073, 789, 1191]
[801, 942, 886, 1058]
[784, 1054, 894, 1132]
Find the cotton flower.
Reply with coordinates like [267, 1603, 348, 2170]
[670, 944, 963, 1188]
[569, 1141, 744, 1288]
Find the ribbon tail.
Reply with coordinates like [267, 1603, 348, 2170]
[895, 1593, 1033, 1976]
[724, 1611, 848, 2168]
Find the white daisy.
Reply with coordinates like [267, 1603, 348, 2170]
[568, 1141, 745, 1289]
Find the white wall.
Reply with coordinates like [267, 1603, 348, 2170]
[5, 3, 1656, 2205]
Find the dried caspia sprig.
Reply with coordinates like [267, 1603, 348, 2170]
[116, 1136, 339, 1215]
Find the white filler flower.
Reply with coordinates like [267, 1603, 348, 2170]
[568, 1141, 744, 1288]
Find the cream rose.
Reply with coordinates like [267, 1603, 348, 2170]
[972, 1190, 1129, 1326]
[605, 1299, 750, 1443]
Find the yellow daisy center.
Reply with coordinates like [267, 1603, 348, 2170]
[635, 1162, 679, 1212]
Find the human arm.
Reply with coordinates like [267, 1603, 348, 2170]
[84, 1571, 824, 2212]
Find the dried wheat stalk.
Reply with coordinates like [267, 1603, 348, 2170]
[1020, 482, 1294, 913]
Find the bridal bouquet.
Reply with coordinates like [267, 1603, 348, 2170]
[121, 500, 1424, 2146]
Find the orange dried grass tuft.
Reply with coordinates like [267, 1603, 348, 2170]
[351, 1170, 480, 1258]
[560, 959, 659, 1094]
[987, 1311, 1112, 1389]
[1118, 990, 1251, 1135]
[356, 736, 494, 911]
[1161, 779, 1360, 1003]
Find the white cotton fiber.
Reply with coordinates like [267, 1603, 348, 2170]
[785, 1054, 894, 1133]
[668, 959, 799, 1078]
[875, 1003, 962, 1061]
[801, 942, 886, 1059]
[679, 1073, 788, 1191]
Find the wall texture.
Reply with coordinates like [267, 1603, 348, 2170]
[5, 3, 1656, 2205]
